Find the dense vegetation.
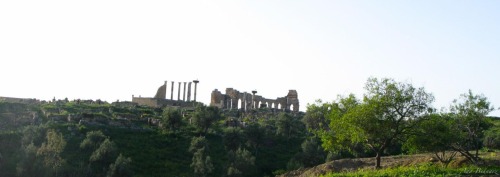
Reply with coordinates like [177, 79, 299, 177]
[0, 99, 309, 177]
[1, 77, 499, 177]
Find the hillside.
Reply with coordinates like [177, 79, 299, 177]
[0, 100, 306, 177]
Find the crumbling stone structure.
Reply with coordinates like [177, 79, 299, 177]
[210, 88, 299, 112]
[132, 80, 200, 108]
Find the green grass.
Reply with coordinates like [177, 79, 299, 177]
[321, 163, 500, 177]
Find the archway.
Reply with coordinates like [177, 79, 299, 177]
[238, 99, 242, 109]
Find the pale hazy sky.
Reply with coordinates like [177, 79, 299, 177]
[1, 1, 499, 116]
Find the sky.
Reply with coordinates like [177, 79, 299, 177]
[1, 1, 499, 116]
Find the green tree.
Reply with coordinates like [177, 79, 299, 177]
[244, 123, 264, 155]
[80, 130, 107, 151]
[483, 123, 500, 149]
[191, 149, 214, 177]
[21, 124, 47, 147]
[405, 114, 461, 166]
[191, 105, 222, 134]
[107, 154, 133, 177]
[275, 113, 304, 141]
[449, 90, 495, 162]
[315, 94, 360, 157]
[161, 108, 183, 131]
[226, 147, 256, 177]
[90, 138, 117, 175]
[303, 100, 331, 133]
[36, 129, 67, 177]
[189, 136, 213, 177]
[298, 138, 326, 167]
[223, 127, 244, 151]
[323, 78, 434, 168]
[16, 143, 41, 177]
[189, 136, 209, 153]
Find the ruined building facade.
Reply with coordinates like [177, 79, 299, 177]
[210, 88, 299, 112]
[132, 80, 200, 108]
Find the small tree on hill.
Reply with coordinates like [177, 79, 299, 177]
[223, 127, 244, 151]
[275, 113, 304, 141]
[161, 108, 183, 131]
[80, 130, 107, 151]
[36, 129, 67, 177]
[107, 154, 133, 177]
[191, 105, 222, 134]
[90, 138, 117, 175]
[189, 136, 213, 177]
[226, 147, 256, 177]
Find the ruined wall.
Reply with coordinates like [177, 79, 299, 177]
[132, 97, 161, 107]
[132, 97, 195, 108]
[154, 82, 167, 99]
[210, 89, 225, 108]
[210, 88, 300, 112]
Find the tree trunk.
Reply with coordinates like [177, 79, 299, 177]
[375, 152, 381, 169]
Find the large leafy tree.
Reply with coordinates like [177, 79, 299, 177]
[405, 113, 462, 166]
[322, 78, 434, 168]
[449, 90, 494, 162]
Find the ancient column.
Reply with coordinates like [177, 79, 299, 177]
[183, 82, 187, 101]
[251, 90, 257, 109]
[170, 81, 174, 100]
[193, 80, 199, 102]
[164, 81, 168, 96]
[187, 82, 192, 101]
[243, 92, 247, 112]
[177, 82, 181, 100]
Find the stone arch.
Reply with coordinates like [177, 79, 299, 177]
[238, 98, 242, 109]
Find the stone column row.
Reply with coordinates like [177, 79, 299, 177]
[164, 80, 200, 102]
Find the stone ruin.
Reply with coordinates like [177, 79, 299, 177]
[210, 88, 299, 112]
[132, 80, 200, 108]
